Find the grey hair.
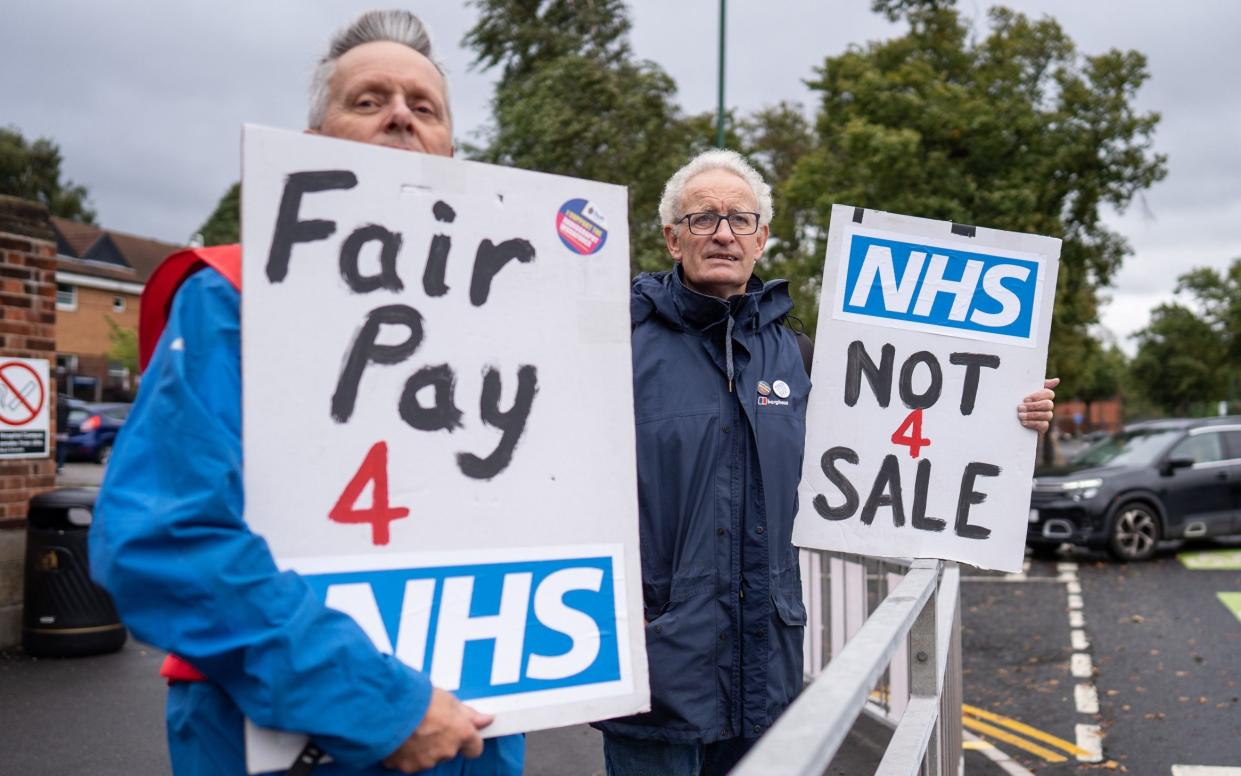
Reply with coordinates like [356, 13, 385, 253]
[658, 149, 773, 229]
[307, 10, 452, 130]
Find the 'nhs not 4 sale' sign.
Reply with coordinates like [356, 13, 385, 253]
[836, 231, 1046, 347]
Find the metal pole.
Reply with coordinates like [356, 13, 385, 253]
[716, 0, 726, 148]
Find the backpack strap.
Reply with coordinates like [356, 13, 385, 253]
[139, 244, 241, 371]
[796, 331, 814, 377]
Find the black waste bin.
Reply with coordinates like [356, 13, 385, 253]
[22, 488, 127, 657]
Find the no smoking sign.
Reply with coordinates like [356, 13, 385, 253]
[0, 358, 51, 459]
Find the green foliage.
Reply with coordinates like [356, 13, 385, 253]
[465, 0, 633, 81]
[105, 317, 139, 376]
[784, 4, 1166, 386]
[197, 181, 241, 246]
[466, 1, 707, 273]
[736, 103, 821, 328]
[1176, 258, 1241, 365]
[1131, 303, 1228, 415]
[0, 126, 96, 223]
[1072, 338, 1128, 404]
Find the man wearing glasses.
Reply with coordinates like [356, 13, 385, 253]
[596, 150, 1056, 775]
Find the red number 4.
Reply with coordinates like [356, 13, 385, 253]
[330, 441, 410, 546]
[891, 409, 931, 458]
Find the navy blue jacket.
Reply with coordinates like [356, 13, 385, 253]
[598, 266, 810, 743]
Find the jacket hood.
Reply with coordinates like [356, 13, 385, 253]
[630, 264, 793, 333]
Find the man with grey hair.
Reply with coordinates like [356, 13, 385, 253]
[93, 10, 522, 775]
[595, 149, 1056, 775]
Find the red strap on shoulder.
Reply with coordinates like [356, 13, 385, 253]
[139, 244, 242, 371]
[160, 654, 207, 684]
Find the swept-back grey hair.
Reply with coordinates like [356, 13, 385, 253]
[307, 9, 452, 130]
[658, 149, 773, 229]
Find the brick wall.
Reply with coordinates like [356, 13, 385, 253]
[0, 195, 58, 647]
[56, 285, 140, 355]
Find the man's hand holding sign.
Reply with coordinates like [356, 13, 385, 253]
[793, 205, 1061, 573]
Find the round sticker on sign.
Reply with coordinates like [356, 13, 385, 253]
[556, 198, 609, 256]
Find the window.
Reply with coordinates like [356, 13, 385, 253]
[56, 283, 77, 310]
[56, 353, 78, 373]
[112, 296, 126, 313]
[1169, 431, 1226, 465]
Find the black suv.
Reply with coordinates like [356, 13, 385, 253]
[1027, 417, 1241, 561]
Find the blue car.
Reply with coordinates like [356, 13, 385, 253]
[64, 401, 130, 464]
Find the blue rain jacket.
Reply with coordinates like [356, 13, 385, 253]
[91, 268, 523, 775]
[596, 267, 810, 744]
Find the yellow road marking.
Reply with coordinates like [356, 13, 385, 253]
[1179, 549, 1241, 570]
[962, 740, 995, 750]
[1219, 592, 1241, 623]
[963, 703, 1094, 758]
[962, 717, 1067, 762]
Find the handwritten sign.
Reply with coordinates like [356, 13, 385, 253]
[792, 205, 1060, 573]
[240, 126, 646, 771]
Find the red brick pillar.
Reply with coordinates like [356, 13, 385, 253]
[0, 195, 58, 647]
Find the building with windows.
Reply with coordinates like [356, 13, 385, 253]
[50, 217, 180, 401]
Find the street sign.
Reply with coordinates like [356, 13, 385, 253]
[240, 126, 646, 772]
[0, 358, 50, 459]
[793, 206, 1060, 573]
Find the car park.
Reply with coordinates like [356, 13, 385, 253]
[1027, 417, 1241, 561]
[63, 401, 131, 465]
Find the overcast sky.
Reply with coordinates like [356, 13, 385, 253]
[4, 1, 1238, 351]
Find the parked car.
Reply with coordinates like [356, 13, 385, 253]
[1028, 416, 1241, 561]
[63, 401, 131, 465]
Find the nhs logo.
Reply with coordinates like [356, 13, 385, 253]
[836, 232, 1043, 345]
[288, 548, 630, 702]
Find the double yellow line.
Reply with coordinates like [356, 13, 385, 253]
[962, 704, 1092, 763]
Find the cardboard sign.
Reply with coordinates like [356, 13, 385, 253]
[792, 205, 1060, 573]
[240, 126, 646, 771]
[0, 358, 50, 459]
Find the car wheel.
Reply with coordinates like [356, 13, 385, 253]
[97, 444, 112, 467]
[1107, 502, 1160, 562]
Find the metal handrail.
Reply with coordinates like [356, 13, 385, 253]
[732, 557, 962, 776]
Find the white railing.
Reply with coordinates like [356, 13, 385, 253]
[733, 554, 963, 776]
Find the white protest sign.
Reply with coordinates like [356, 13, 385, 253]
[0, 357, 50, 459]
[240, 126, 646, 771]
[793, 205, 1060, 574]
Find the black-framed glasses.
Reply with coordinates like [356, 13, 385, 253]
[677, 211, 761, 236]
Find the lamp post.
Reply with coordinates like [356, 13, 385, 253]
[716, 0, 727, 148]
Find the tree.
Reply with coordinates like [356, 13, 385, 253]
[471, 54, 700, 271]
[784, 0, 1166, 390]
[464, 0, 633, 82]
[197, 182, 241, 246]
[105, 317, 139, 376]
[465, 0, 707, 273]
[1131, 304, 1228, 415]
[737, 103, 821, 329]
[1176, 259, 1241, 362]
[1169, 257, 1241, 411]
[0, 126, 96, 223]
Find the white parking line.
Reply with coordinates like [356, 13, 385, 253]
[1171, 767, 1241, 775]
[1069, 610, 1084, 628]
[1075, 724, 1103, 762]
[1070, 629, 1090, 651]
[1074, 683, 1099, 714]
[1068, 593, 1083, 609]
[1071, 652, 1093, 678]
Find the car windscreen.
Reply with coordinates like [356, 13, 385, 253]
[1071, 429, 1182, 467]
